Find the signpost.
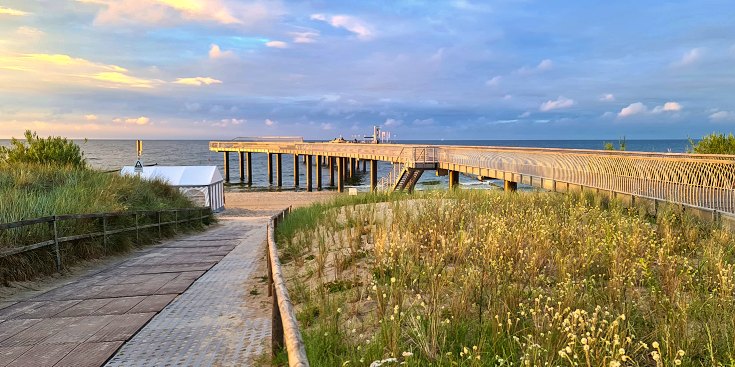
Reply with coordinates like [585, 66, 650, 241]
[134, 140, 143, 174]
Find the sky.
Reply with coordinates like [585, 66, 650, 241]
[1, 0, 734, 140]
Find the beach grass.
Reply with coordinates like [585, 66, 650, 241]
[276, 189, 735, 366]
[0, 163, 211, 284]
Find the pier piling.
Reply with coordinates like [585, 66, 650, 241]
[504, 180, 518, 192]
[449, 170, 459, 190]
[329, 157, 335, 187]
[267, 153, 273, 185]
[316, 155, 322, 190]
[276, 153, 283, 187]
[223, 152, 230, 182]
[293, 154, 300, 187]
[337, 157, 345, 193]
[238, 152, 244, 182]
[246, 152, 252, 185]
[370, 160, 378, 192]
[306, 155, 313, 192]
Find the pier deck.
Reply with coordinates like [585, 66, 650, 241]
[211, 141, 735, 216]
[0, 217, 271, 367]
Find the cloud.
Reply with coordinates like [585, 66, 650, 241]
[599, 94, 615, 102]
[0, 52, 160, 89]
[709, 111, 734, 121]
[485, 76, 501, 87]
[518, 59, 553, 75]
[173, 77, 222, 86]
[539, 96, 575, 112]
[291, 31, 318, 44]
[384, 118, 402, 126]
[212, 118, 244, 127]
[114, 116, 150, 125]
[311, 14, 373, 40]
[673, 48, 702, 67]
[652, 101, 682, 113]
[412, 118, 435, 126]
[265, 118, 276, 126]
[16, 27, 44, 40]
[209, 44, 234, 59]
[519, 111, 531, 118]
[85, 114, 98, 121]
[618, 102, 648, 117]
[77, 0, 281, 26]
[265, 40, 288, 48]
[320, 122, 334, 130]
[0, 6, 28, 16]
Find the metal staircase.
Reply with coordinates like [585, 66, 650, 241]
[379, 163, 425, 193]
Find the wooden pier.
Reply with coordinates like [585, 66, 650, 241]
[210, 141, 735, 216]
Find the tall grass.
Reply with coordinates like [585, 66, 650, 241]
[277, 190, 735, 366]
[0, 163, 210, 283]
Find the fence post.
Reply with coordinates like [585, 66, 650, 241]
[135, 212, 140, 244]
[271, 283, 284, 356]
[157, 211, 162, 239]
[102, 215, 108, 247]
[174, 210, 178, 232]
[52, 216, 61, 272]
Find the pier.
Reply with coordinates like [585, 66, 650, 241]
[211, 142, 735, 215]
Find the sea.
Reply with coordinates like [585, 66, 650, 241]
[0, 139, 693, 191]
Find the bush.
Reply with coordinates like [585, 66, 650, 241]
[0, 130, 86, 168]
[688, 132, 735, 154]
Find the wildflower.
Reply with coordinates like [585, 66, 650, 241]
[652, 341, 659, 349]
[401, 351, 413, 358]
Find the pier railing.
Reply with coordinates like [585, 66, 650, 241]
[267, 208, 309, 367]
[437, 146, 735, 213]
[0, 207, 212, 271]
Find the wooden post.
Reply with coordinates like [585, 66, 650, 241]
[306, 155, 313, 192]
[223, 152, 230, 182]
[316, 155, 322, 190]
[103, 215, 109, 246]
[246, 152, 252, 185]
[449, 170, 460, 190]
[135, 212, 140, 244]
[370, 160, 378, 192]
[276, 153, 283, 187]
[504, 180, 518, 192]
[157, 212, 162, 238]
[238, 152, 245, 181]
[52, 217, 61, 271]
[337, 157, 345, 193]
[349, 158, 355, 178]
[267, 153, 273, 185]
[293, 154, 300, 187]
[271, 283, 284, 356]
[174, 210, 178, 232]
[363, 159, 367, 172]
[329, 157, 335, 187]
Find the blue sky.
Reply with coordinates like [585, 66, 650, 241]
[1, 0, 734, 139]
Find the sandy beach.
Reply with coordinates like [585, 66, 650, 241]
[222, 190, 338, 216]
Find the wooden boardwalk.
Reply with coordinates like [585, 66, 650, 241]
[0, 217, 270, 367]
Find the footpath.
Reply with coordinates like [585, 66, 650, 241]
[0, 216, 271, 367]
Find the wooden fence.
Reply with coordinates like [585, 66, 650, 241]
[0, 207, 212, 271]
[267, 208, 309, 367]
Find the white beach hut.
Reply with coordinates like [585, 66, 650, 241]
[120, 166, 225, 212]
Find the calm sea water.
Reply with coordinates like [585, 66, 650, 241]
[0, 139, 693, 191]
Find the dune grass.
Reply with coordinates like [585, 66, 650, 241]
[0, 163, 211, 283]
[276, 190, 735, 366]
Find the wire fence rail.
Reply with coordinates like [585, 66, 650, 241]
[266, 208, 309, 367]
[0, 207, 212, 271]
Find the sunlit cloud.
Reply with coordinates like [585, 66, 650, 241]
[173, 77, 222, 86]
[85, 114, 98, 121]
[265, 118, 276, 126]
[265, 40, 288, 48]
[0, 6, 28, 16]
[539, 96, 575, 112]
[599, 94, 615, 102]
[673, 48, 702, 67]
[311, 14, 373, 40]
[709, 110, 734, 122]
[114, 116, 151, 125]
[485, 76, 501, 87]
[652, 101, 682, 113]
[518, 59, 553, 75]
[0, 53, 160, 90]
[208, 44, 235, 59]
[291, 31, 319, 44]
[618, 102, 647, 117]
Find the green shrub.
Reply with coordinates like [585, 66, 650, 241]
[0, 130, 86, 168]
[688, 132, 735, 154]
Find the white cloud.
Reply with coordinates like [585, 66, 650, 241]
[618, 102, 648, 117]
[519, 111, 531, 118]
[674, 48, 702, 67]
[85, 114, 98, 121]
[485, 76, 501, 87]
[208, 44, 234, 59]
[311, 14, 373, 40]
[265, 40, 288, 48]
[412, 118, 434, 126]
[709, 110, 734, 121]
[539, 96, 575, 112]
[265, 118, 276, 126]
[291, 31, 318, 44]
[173, 77, 222, 86]
[652, 101, 682, 113]
[502, 94, 512, 100]
[185, 102, 201, 112]
[212, 118, 245, 127]
[599, 94, 615, 102]
[114, 116, 150, 125]
[518, 59, 553, 75]
[320, 122, 334, 130]
[0, 6, 28, 16]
